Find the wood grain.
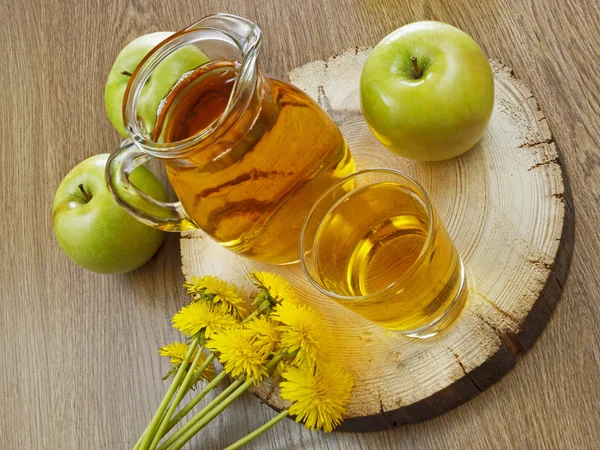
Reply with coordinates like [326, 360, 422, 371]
[1, 0, 598, 449]
[181, 53, 572, 430]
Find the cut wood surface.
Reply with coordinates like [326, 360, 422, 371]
[181, 50, 573, 430]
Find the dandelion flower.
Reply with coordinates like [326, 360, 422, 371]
[172, 302, 237, 338]
[159, 342, 192, 365]
[243, 316, 281, 354]
[250, 271, 300, 304]
[274, 359, 292, 379]
[159, 342, 216, 381]
[207, 327, 269, 382]
[271, 302, 324, 369]
[184, 275, 247, 317]
[280, 362, 355, 432]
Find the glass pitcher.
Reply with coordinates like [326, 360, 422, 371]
[107, 14, 355, 265]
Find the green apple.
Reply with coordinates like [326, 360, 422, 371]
[360, 21, 494, 161]
[104, 32, 210, 137]
[53, 154, 167, 274]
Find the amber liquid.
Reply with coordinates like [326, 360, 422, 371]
[313, 182, 465, 332]
[154, 61, 355, 264]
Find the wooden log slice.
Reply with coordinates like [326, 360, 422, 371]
[181, 48, 574, 431]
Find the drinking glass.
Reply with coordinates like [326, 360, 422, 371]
[300, 169, 467, 338]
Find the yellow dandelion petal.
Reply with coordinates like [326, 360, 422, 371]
[207, 327, 269, 383]
[280, 362, 355, 432]
[172, 302, 238, 338]
[159, 342, 216, 382]
[242, 316, 282, 354]
[184, 275, 247, 317]
[250, 271, 300, 304]
[272, 302, 324, 369]
[183, 276, 208, 295]
[159, 342, 191, 365]
[201, 276, 247, 315]
[274, 359, 292, 379]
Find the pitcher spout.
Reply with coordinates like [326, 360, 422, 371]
[122, 14, 263, 159]
[186, 13, 262, 59]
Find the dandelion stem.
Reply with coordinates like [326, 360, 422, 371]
[157, 377, 245, 450]
[266, 352, 286, 370]
[168, 378, 255, 450]
[161, 368, 228, 437]
[223, 410, 290, 450]
[258, 299, 271, 313]
[163, 354, 286, 450]
[137, 336, 200, 450]
[148, 345, 206, 450]
[241, 308, 261, 323]
[182, 352, 215, 397]
[162, 351, 287, 447]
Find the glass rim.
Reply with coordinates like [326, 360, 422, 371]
[299, 168, 435, 302]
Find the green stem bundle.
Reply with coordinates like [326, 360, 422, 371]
[138, 336, 200, 450]
[160, 372, 230, 442]
[161, 353, 287, 449]
[163, 370, 229, 437]
[157, 377, 245, 450]
[148, 345, 206, 450]
[169, 378, 255, 450]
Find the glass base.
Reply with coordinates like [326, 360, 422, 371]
[402, 258, 468, 339]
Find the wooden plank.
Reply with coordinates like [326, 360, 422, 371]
[2, 0, 599, 448]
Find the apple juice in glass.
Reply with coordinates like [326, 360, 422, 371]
[301, 169, 467, 337]
[107, 14, 354, 265]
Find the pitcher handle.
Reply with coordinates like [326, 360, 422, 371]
[106, 139, 197, 232]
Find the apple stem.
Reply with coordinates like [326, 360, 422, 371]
[410, 56, 422, 79]
[121, 70, 133, 77]
[78, 184, 91, 202]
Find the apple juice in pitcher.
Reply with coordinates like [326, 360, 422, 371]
[154, 60, 355, 264]
[108, 15, 354, 265]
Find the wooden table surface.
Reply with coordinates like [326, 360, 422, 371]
[2, 0, 599, 449]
